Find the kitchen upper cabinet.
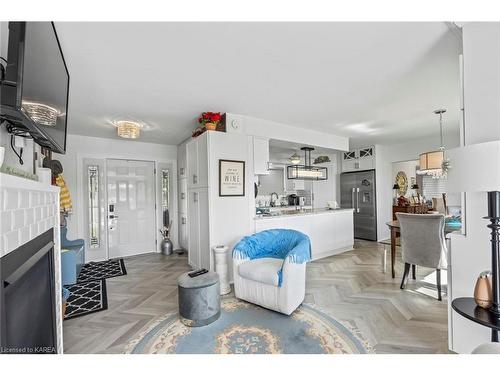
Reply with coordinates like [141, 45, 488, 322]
[253, 137, 270, 175]
[187, 133, 209, 189]
[342, 146, 375, 172]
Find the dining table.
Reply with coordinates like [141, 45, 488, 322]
[385, 219, 461, 278]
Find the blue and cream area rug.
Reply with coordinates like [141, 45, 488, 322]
[125, 298, 373, 354]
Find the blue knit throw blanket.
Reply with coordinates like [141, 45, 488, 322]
[233, 229, 311, 287]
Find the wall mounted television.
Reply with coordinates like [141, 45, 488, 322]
[0, 22, 69, 154]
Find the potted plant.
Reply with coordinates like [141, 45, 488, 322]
[198, 112, 222, 131]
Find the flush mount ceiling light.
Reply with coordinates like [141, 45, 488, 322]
[287, 147, 328, 180]
[115, 120, 143, 139]
[21, 101, 61, 127]
[419, 109, 447, 178]
[289, 152, 301, 165]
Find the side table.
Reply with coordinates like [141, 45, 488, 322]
[452, 297, 500, 342]
[213, 245, 231, 295]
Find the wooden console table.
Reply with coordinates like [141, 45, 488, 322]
[392, 204, 428, 220]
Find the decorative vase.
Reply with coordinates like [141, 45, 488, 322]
[205, 123, 217, 131]
[160, 238, 173, 256]
[213, 245, 231, 295]
[37, 167, 52, 185]
[474, 270, 493, 308]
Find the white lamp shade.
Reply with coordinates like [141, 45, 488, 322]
[446, 140, 500, 193]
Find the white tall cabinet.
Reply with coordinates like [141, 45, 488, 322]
[178, 130, 254, 274]
[185, 132, 210, 270]
[177, 141, 189, 252]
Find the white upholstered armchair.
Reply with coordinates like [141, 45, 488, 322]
[232, 229, 311, 315]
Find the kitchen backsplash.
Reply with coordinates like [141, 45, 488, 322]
[255, 191, 313, 207]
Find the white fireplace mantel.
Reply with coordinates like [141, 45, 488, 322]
[0, 172, 63, 353]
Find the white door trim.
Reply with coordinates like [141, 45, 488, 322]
[76, 152, 178, 262]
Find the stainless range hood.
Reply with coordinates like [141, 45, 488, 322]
[286, 147, 328, 181]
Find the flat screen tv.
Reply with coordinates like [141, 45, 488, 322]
[0, 22, 69, 154]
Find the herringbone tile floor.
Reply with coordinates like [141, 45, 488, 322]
[63, 240, 449, 354]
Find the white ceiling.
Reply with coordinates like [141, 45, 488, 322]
[55, 22, 461, 146]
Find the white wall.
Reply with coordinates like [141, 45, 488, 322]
[207, 131, 254, 281]
[449, 22, 500, 353]
[56, 134, 178, 261]
[392, 159, 418, 197]
[225, 113, 349, 151]
[312, 161, 339, 209]
[375, 132, 460, 240]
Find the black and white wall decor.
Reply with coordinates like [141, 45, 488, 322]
[219, 159, 245, 197]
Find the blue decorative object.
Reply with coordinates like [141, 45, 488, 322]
[60, 226, 85, 285]
[125, 298, 373, 354]
[233, 229, 311, 287]
[62, 287, 70, 301]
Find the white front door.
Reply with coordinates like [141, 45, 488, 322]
[106, 159, 156, 258]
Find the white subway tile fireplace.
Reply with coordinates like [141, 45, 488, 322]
[0, 173, 63, 353]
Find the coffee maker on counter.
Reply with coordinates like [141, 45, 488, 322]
[287, 194, 300, 206]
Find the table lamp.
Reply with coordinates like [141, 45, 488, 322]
[393, 183, 399, 205]
[446, 140, 500, 316]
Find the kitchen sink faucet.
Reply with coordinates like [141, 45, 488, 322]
[270, 192, 279, 207]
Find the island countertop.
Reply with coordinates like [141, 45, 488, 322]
[254, 208, 354, 260]
[254, 208, 354, 220]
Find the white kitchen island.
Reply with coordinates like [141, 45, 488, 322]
[254, 208, 354, 260]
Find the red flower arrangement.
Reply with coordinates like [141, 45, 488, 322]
[198, 112, 222, 125]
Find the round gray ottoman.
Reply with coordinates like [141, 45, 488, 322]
[178, 271, 220, 327]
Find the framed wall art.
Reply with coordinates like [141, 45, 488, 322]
[219, 159, 245, 197]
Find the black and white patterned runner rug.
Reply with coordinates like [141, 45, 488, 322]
[64, 279, 107, 320]
[63, 259, 126, 320]
[77, 258, 127, 283]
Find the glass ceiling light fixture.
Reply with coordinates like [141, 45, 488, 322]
[419, 109, 447, 179]
[287, 147, 328, 180]
[21, 101, 61, 127]
[289, 152, 301, 165]
[115, 120, 143, 139]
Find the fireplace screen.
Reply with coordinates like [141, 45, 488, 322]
[0, 229, 57, 354]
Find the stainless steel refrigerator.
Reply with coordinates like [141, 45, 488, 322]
[340, 169, 377, 241]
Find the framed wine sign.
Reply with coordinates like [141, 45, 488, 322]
[219, 159, 245, 197]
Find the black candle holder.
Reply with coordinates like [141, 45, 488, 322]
[486, 191, 500, 317]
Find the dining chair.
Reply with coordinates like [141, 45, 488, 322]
[396, 213, 448, 300]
